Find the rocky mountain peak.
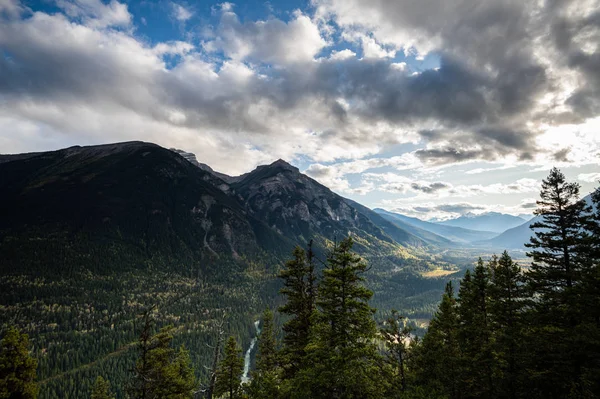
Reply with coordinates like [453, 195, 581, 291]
[268, 159, 299, 173]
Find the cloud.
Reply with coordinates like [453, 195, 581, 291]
[55, 0, 131, 28]
[435, 203, 486, 214]
[312, 0, 599, 165]
[342, 31, 395, 59]
[328, 49, 356, 60]
[204, 8, 326, 64]
[409, 182, 450, 194]
[384, 202, 487, 220]
[382, 198, 543, 221]
[358, 173, 540, 197]
[171, 2, 193, 22]
[578, 172, 600, 183]
[0, 0, 599, 183]
[519, 198, 538, 209]
[0, 0, 26, 18]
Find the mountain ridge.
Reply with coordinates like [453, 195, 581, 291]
[374, 208, 498, 243]
[482, 193, 596, 250]
[435, 212, 526, 233]
[0, 141, 431, 276]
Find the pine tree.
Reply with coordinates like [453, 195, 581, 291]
[488, 251, 526, 399]
[457, 259, 495, 398]
[380, 309, 413, 395]
[525, 167, 591, 396]
[278, 243, 316, 378]
[295, 237, 384, 399]
[128, 324, 197, 399]
[411, 282, 460, 399]
[526, 167, 590, 306]
[248, 308, 280, 399]
[0, 326, 38, 399]
[91, 376, 115, 399]
[214, 336, 244, 399]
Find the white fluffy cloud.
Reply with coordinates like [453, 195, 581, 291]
[55, 0, 131, 28]
[204, 8, 326, 64]
[171, 2, 193, 22]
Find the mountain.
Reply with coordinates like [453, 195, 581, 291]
[229, 159, 428, 250]
[0, 142, 278, 274]
[170, 148, 247, 183]
[342, 198, 428, 248]
[370, 209, 455, 247]
[0, 142, 458, 399]
[436, 212, 527, 233]
[0, 142, 427, 275]
[483, 194, 596, 250]
[517, 213, 534, 221]
[374, 209, 498, 244]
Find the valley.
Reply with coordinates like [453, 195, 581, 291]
[0, 141, 516, 398]
[1, 141, 597, 398]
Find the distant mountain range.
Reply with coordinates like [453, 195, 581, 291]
[1, 141, 594, 275]
[435, 212, 527, 233]
[374, 209, 498, 244]
[482, 194, 596, 250]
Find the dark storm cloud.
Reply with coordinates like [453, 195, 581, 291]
[414, 148, 485, 165]
[414, 126, 538, 164]
[312, 0, 599, 163]
[553, 148, 571, 162]
[549, 4, 600, 120]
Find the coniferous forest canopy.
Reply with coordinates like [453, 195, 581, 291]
[0, 138, 599, 399]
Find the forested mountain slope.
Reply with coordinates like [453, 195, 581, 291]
[0, 141, 434, 275]
[0, 142, 454, 398]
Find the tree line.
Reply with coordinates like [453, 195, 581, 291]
[1, 167, 599, 398]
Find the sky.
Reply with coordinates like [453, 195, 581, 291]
[1, 0, 599, 221]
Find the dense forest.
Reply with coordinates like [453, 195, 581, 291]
[2, 167, 599, 398]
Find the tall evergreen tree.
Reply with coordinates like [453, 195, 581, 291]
[411, 282, 460, 399]
[525, 167, 591, 397]
[278, 243, 316, 378]
[0, 326, 38, 399]
[248, 308, 280, 399]
[457, 259, 495, 398]
[526, 167, 590, 305]
[295, 237, 384, 399]
[488, 251, 526, 399]
[380, 309, 413, 395]
[128, 325, 197, 399]
[91, 376, 115, 399]
[214, 336, 244, 399]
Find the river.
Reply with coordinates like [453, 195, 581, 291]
[241, 320, 261, 384]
